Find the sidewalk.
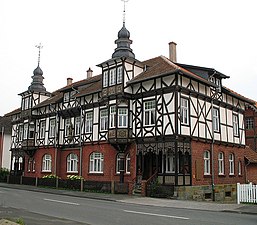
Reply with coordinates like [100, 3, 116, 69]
[0, 182, 256, 215]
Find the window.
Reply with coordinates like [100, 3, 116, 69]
[229, 153, 234, 175]
[85, 112, 93, 133]
[213, 108, 220, 132]
[117, 67, 123, 84]
[181, 98, 189, 125]
[65, 119, 73, 137]
[89, 152, 104, 173]
[28, 158, 35, 172]
[166, 154, 176, 173]
[74, 117, 81, 136]
[40, 121, 46, 139]
[144, 100, 155, 126]
[238, 160, 242, 175]
[23, 97, 30, 110]
[18, 125, 23, 141]
[103, 71, 108, 87]
[126, 153, 130, 174]
[233, 114, 239, 136]
[110, 106, 116, 128]
[49, 119, 56, 138]
[218, 152, 224, 175]
[64, 93, 69, 102]
[29, 124, 35, 139]
[118, 108, 128, 128]
[67, 153, 78, 173]
[100, 109, 108, 131]
[204, 151, 211, 175]
[109, 68, 116, 86]
[246, 117, 254, 130]
[116, 153, 121, 174]
[23, 124, 28, 139]
[42, 154, 52, 172]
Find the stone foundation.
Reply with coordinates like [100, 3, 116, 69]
[175, 184, 237, 203]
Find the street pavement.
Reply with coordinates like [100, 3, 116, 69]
[0, 182, 256, 224]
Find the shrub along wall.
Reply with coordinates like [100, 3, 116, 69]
[6, 175, 128, 194]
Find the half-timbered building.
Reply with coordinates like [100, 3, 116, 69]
[8, 19, 253, 199]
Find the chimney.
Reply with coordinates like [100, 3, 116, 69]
[87, 67, 93, 78]
[169, 42, 177, 62]
[67, 77, 73, 86]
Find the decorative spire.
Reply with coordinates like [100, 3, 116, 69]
[35, 43, 43, 66]
[122, 0, 129, 25]
[112, 0, 135, 59]
[28, 43, 47, 92]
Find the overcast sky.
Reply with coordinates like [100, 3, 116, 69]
[1, 0, 257, 116]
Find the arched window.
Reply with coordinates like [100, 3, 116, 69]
[67, 153, 78, 173]
[126, 153, 131, 174]
[42, 154, 52, 172]
[116, 153, 121, 174]
[238, 160, 242, 176]
[218, 152, 224, 175]
[204, 151, 210, 175]
[89, 152, 104, 173]
[229, 153, 235, 175]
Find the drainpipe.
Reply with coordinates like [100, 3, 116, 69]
[79, 106, 82, 177]
[0, 126, 4, 168]
[211, 99, 215, 201]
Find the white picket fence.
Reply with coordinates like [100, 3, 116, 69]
[237, 183, 257, 204]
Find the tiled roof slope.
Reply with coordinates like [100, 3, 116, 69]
[245, 146, 257, 163]
[128, 56, 213, 85]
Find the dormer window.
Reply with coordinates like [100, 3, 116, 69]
[64, 93, 69, 102]
[209, 76, 221, 92]
[103, 71, 108, 87]
[117, 67, 123, 84]
[103, 66, 123, 88]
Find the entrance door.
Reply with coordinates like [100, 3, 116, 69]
[142, 152, 157, 180]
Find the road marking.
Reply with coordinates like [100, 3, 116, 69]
[43, 198, 80, 206]
[124, 210, 189, 220]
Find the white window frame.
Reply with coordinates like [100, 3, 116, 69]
[109, 68, 116, 86]
[29, 124, 35, 139]
[110, 106, 116, 128]
[144, 100, 155, 126]
[85, 112, 93, 133]
[118, 108, 128, 128]
[204, 150, 211, 175]
[18, 125, 23, 141]
[117, 66, 123, 84]
[218, 152, 224, 175]
[103, 71, 108, 87]
[166, 154, 176, 173]
[89, 152, 104, 173]
[49, 119, 55, 138]
[246, 117, 254, 130]
[40, 121, 46, 139]
[213, 108, 220, 132]
[116, 153, 121, 174]
[74, 117, 81, 136]
[233, 114, 239, 136]
[238, 160, 242, 175]
[23, 124, 28, 139]
[181, 98, 189, 125]
[67, 153, 78, 173]
[126, 153, 130, 174]
[65, 118, 72, 137]
[42, 154, 52, 172]
[229, 153, 235, 175]
[100, 109, 108, 131]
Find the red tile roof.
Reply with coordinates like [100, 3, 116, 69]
[245, 146, 257, 163]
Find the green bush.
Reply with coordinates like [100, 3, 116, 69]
[0, 167, 9, 181]
[42, 174, 59, 179]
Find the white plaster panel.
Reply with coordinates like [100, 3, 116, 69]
[181, 76, 190, 88]
[191, 80, 198, 92]
[198, 83, 206, 95]
[181, 126, 190, 136]
[199, 123, 205, 138]
[219, 107, 226, 124]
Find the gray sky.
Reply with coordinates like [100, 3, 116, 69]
[1, 0, 257, 116]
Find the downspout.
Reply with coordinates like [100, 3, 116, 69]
[54, 113, 58, 175]
[0, 126, 4, 168]
[79, 106, 82, 177]
[211, 99, 215, 201]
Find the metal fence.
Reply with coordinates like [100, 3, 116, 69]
[237, 183, 257, 204]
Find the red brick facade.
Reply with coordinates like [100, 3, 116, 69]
[191, 140, 245, 186]
[245, 106, 257, 151]
[24, 142, 137, 183]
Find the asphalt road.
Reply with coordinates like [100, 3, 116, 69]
[0, 187, 256, 225]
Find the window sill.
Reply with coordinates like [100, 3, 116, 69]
[218, 174, 226, 177]
[88, 173, 104, 176]
[204, 174, 211, 178]
[67, 171, 78, 174]
[41, 171, 52, 173]
[229, 174, 235, 177]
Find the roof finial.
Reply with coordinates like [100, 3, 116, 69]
[35, 43, 43, 66]
[121, 0, 129, 25]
